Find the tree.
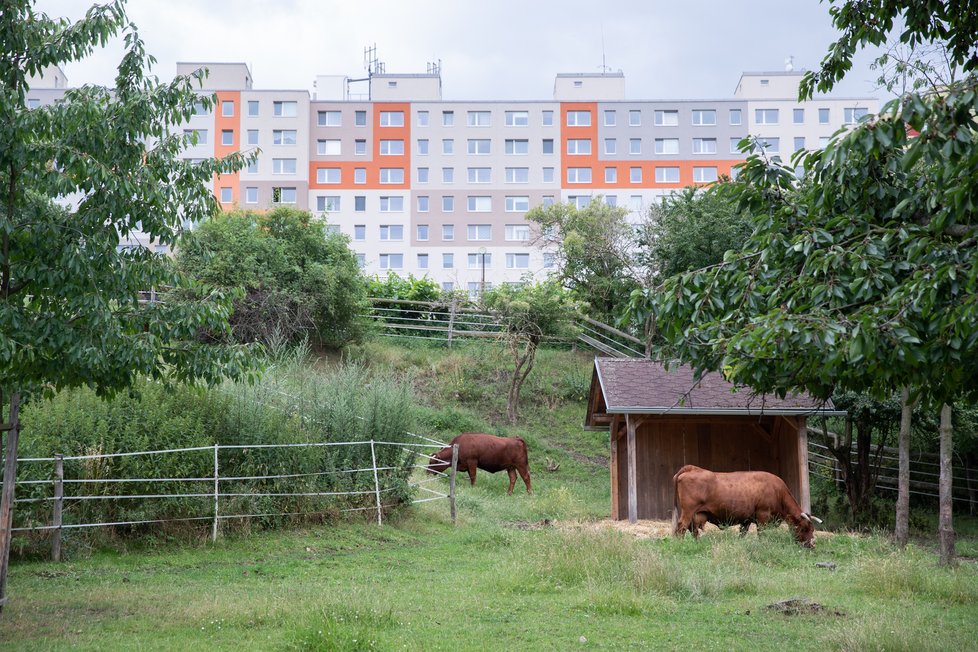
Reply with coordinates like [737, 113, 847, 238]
[482, 280, 577, 423]
[178, 207, 368, 348]
[527, 200, 641, 322]
[0, 1, 254, 611]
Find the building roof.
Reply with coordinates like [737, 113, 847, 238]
[590, 358, 843, 419]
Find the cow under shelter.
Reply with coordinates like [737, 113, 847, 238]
[584, 358, 845, 523]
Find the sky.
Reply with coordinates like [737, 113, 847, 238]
[33, 0, 887, 101]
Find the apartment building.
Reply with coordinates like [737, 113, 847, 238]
[26, 63, 877, 293]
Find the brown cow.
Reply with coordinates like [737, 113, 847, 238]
[427, 433, 531, 495]
[672, 465, 821, 547]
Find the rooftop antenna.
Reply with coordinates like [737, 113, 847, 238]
[598, 25, 612, 74]
[364, 44, 385, 75]
[785, 55, 795, 72]
[427, 59, 441, 76]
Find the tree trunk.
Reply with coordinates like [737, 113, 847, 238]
[0, 392, 22, 616]
[506, 340, 537, 424]
[938, 403, 955, 566]
[895, 387, 912, 547]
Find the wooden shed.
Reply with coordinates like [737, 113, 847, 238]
[584, 358, 844, 523]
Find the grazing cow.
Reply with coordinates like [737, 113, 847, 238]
[427, 433, 531, 495]
[672, 464, 821, 548]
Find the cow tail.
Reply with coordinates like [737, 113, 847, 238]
[671, 476, 680, 532]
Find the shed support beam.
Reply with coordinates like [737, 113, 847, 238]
[610, 414, 620, 519]
[627, 414, 638, 524]
[797, 416, 811, 513]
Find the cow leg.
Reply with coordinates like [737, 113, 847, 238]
[755, 511, 771, 536]
[467, 462, 478, 486]
[692, 513, 708, 539]
[739, 521, 751, 537]
[507, 469, 517, 495]
[518, 466, 532, 494]
[675, 510, 693, 538]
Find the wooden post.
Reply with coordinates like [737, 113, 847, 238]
[446, 299, 457, 349]
[938, 404, 955, 566]
[52, 455, 64, 562]
[212, 443, 219, 543]
[449, 444, 458, 525]
[370, 440, 382, 526]
[895, 387, 912, 546]
[626, 414, 638, 524]
[610, 414, 620, 520]
[0, 392, 22, 614]
[796, 417, 811, 514]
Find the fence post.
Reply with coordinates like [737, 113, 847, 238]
[0, 392, 22, 615]
[52, 454, 64, 562]
[370, 440, 382, 526]
[449, 444, 458, 525]
[212, 443, 219, 543]
[447, 299, 457, 349]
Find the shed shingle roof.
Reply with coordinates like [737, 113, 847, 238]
[594, 358, 841, 416]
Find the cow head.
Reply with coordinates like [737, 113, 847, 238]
[426, 447, 452, 475]
[794, 512, 822, 548]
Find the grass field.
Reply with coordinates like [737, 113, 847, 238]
[2, 341, 977, 651]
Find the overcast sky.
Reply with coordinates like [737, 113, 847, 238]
[34, 0, 886, 101]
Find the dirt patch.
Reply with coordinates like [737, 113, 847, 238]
[558, 518, 835, 541]
[766, 598, 844, 617]
[505, 519, 554, 530]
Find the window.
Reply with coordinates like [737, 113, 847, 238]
[604, 138, 617, 155]
[818, 108, 830, 124]
[794, 136, 806, 152]
[542, 195, 555, 207]
[442, 110, 454, 126]
[629, 167, 642, 183]
[542, 139, 554, 154]
[542, 167, 555, 183]
[356, 254, 366, 268]
[468, 282, 491, 296]
[273, 158, 297, 174]
[222, 100, 234, 117]
[184, 128, 208, 144]
[629, 195, 643, 211]
[417, 110, 429, 126]
[442, 196, 455, 212]
[844, 107, 868, 124]
[542, 110, 554, 127]
[380, 168, 405, 184]
[793, 108, 805, 124]
[317, 168, 340, 183]
[355, 110, 367, 127]
[247, 100, 259, 117]
[505, 111, 528, 126]
[567, 167, 592, 183]
[506, 253, 530, 269]
[505, 139, 529, 155]
[629, 110, 641, 126]
[543, 253, 556, 269]
[380, 196, 405, 212]
[692, 138, 717, 154]
[442, 138, 454, 155]
[506, 224, 530, 240]
[417, 167, 429, 183]
[246, 130, 257, 145]
[442, 253, 454, 268]
[417, 254, 429, 270]
[605, 195, 618, 207]
[604, 110, 617, 126]
[505, 196, 530, 212]
[379, 254, 403, 270]
[505, 167, 529, 183]
[220, 187, 232, 203]
[468, 253, 492, 268]
[730, 137, 744, 153]
[442, 282, 455, 291]
[318, 110, 341, 126]
[273, 130, 297, 145]
[355, 196, 366, 212]
[729, 109, 742, 125]
[221, 130, 234, 146]
[654, 110, 679, 126]
[605, 167, 617, 183]
[380, 111, 404, 126]
[468, 139, 491, 155]
[272, 187, 297, 204]
[354, 168, 366, 184]
[819, 136, 830, 148]
[567, 110, 591, 126]
[691, 109, 717, 126]
[317, 196, 341, 212]
[417, 139, 429, 155]
[760, 79, 769, 86]
[571, 195, 592, 209]
[655, 167, 680, 183]
[442, 224, 455, 241]
[355, 139, 367, 155]
[467, 224, 491, 240]
[417, 224, 429, 240]
[442, 167, 454, 183]
[654, 138, 678, 155]
[693, 166, 718, 182]
[467, 196, 491, 212]
[468, 167, 491, 183]
[417, 196, 429, 212]
[380, 140, 405, 155]
[245, 187, 258, 204]
[379, 225, 404, 240]
[758, 136, 780, 153]
[755, 108, 779, 125]
[630, 138, 642, 155]
[246, 161, 258, 174]
[273, 101, 297, 117]
[566, 139, 591, 155]
[467, 111, 491, 126]
[192, 101, 208, 116]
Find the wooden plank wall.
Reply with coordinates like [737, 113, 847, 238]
[612, 415, 803, 520]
